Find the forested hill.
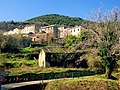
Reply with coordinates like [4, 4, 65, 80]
[0, 14, 84, 31]
[26, 14, 84, 27]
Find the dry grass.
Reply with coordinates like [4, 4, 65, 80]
[45, 74, 120, 90]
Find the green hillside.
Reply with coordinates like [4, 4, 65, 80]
[0, 14, 84, 31]
[26, 14, 84, 27]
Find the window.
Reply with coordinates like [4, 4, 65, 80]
[74, 30, 75, 32]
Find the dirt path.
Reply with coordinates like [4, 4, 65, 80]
[1, 78, 69, 90]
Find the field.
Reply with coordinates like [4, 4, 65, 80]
[0, 47, 120, 90]
[44, 74, 120, 90]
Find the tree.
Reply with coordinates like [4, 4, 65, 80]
[89, 8, 120, 79]
[0, 34, 32, 53]
[76, 7, 120, 79]
[64, 35, 78, 48]
[98, 22, 120, 79]
[0, 31, 6, 53]
[3, 35, 22, 52]
[27, 14, 84, 27]
[79, 30, 91, 41]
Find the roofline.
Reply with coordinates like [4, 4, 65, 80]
[40, 25, 57, 29]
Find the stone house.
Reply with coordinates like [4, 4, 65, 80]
[70, 26, 85, 37]
[39, 25, 59, 38]
[31, 32, 48, 43]
[59, 28, 71, 38]
[59, 26, 86, 38]
[38, 47, 81, 67]
[29, 25, 59, 43]
[4, 28, 22, 35]
[21, 25, 36, 34]
[4, 24, 40, 35]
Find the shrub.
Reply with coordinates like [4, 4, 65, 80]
[81, 54, 104, 70]
[23, 60, 38, 67]
[4, 69, 104, 84]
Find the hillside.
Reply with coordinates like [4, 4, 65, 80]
[26, 14, 84, 27]
[0, 14, 85, 31]
[0, 21, 29, 31]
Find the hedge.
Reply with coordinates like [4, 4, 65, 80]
[3, 69, 104, 84]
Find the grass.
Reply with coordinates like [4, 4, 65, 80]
[10, 73, 120, 90]
[44, 74, 120, 90]
[6, 67, 91, 76]
[0, 50, 39, 68]
[20, 47, 39, 53]
[1, 48, 120, 89]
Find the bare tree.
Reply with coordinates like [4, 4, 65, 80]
[80, 7, 120, 79]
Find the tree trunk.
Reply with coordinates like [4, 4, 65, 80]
[0, 48, 1, 53]
[105, 66, 112, 79]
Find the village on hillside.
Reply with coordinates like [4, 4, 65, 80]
[3, 24, 86, 43]
[3, 24, 87, 68]
[1, 7, 120, 90]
